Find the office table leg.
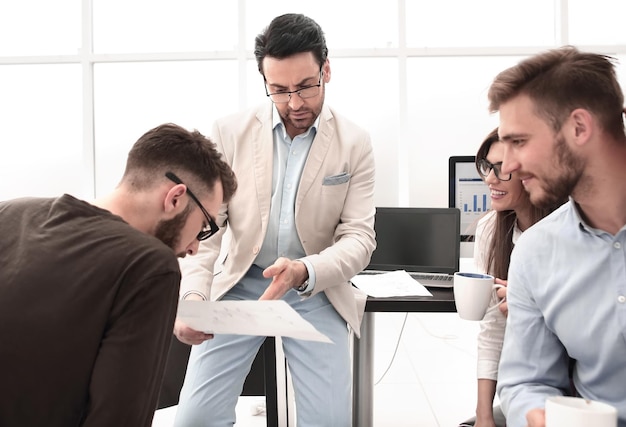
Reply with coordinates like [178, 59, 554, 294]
[263, 337, 279, 427]
[353, 311, 374, 427]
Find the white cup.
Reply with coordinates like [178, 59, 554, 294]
[453, 272, 503, 321]
[545, 396, 617, 427]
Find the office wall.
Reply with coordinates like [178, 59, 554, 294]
[1, 0, 625, 207]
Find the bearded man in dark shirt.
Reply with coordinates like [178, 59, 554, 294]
[0, 123, 237, 427]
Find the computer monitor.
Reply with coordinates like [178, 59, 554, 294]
[448, 155, 491, 240]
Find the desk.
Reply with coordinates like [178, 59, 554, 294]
[352, 288, 457, 427]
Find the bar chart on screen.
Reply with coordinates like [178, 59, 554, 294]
[449, 156, 491, 240]
[457, 177, 491, 230]
[459, 179, 490, 213]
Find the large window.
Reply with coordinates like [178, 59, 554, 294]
[568, 0, 626, 45]
[406, 55, 521, 206]
[93, 60, 239, 194]
[92, 1, 239, 53]
[0, 0, 80, 56]
[1, 0, 625, 205]
[405, 0, 557, 48]
[0, 64, 83, 199]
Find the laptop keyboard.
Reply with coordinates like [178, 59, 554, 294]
[409, 273, 453, 282]
[410, 273, 454, 288]
[358, 270, 454, 288]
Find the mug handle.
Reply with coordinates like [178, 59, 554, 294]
[492, 284, 506, 306]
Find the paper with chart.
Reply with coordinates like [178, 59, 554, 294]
[351, 270, 433, 297]
[177, 300, 332, 343]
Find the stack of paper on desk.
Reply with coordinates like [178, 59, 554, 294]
[177, 300, 332, 343]
[351, 270, 433, 298]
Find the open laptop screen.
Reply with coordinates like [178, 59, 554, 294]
[367, 207, 460, 274]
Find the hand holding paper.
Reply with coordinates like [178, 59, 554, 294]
[177, 300, 332, 343]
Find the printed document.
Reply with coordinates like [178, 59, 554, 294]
[351, 270, 433, 298]
[177, 300, 332, 343]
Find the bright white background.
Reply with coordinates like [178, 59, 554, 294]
[2, 2, 626, 425]
[1, 0, 625, 207]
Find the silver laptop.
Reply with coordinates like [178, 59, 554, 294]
[360, 207, 461, 288]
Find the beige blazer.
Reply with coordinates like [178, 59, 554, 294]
[179, 103, 376, 337]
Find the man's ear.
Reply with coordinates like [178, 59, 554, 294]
[569, 108, 593, 146]
[164, 183, 187, 216]
[322, 59, 331, 83]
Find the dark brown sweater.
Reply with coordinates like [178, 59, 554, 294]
[0, 194, 181, 426]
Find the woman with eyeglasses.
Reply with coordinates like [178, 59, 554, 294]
[459, 128, 565, 427]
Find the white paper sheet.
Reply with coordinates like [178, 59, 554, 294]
[177, 300, 332, 343]
[351, 270, 433, 298]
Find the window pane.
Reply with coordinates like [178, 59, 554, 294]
[93, 0, 238, 53]
[569, 0, 626, 45]
[93, 60, 238, 196]
[0, 64, 83, 200]
[246, 60, 272, 108]
[246, 0, 398, 49]
[325, 58, 399, 206]
[406, 0, 556, 47]
[406, 56, 525, 207]
[0, 0, 80, 55]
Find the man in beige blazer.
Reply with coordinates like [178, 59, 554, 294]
[173, 13, 376, 427]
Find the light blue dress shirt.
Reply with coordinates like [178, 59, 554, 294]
[253, 106, 319, 292]
[497, 199, 626, 427]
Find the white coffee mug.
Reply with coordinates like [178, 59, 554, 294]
[453, 272, 503, 321]
[545, 396, 617, 427]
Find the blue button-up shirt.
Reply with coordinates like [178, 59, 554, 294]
[253, 106, 319, 292]
[497, 199, 626, 427]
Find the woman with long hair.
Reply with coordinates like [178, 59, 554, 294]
[460, 128, 564, 427]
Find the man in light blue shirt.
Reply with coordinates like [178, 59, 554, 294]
[487, 46, 626, 427]
[173, 13, 376, 427]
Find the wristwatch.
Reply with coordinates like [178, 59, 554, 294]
[295, 279, 309, 292]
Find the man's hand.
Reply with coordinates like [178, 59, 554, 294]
[173, 294, 214, 345]
[174, 318, 214, 345]
[259, 257, 308, 300]
[526, 408, 546, 427]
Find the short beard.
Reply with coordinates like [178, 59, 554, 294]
[533, 134, 583, 209]
[280, 83, 325, 132]
[154, 203, 192, 256]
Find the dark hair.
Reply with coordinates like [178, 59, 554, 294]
[488, 46, 625, 140]
[254, 13, 328, 75]
[122, 123, 237, 203]
[476, 127, 562, 279]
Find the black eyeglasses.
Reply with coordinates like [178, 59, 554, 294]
[265, 71, 323, 104]
[165, 172, 219, 241]
[476, 159, 512, 182]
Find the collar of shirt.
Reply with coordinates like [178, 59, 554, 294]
[569, 198, 613, 237]
[512, 219, 523, 245]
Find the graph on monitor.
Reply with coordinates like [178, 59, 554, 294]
[448, 156, 491, 239]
